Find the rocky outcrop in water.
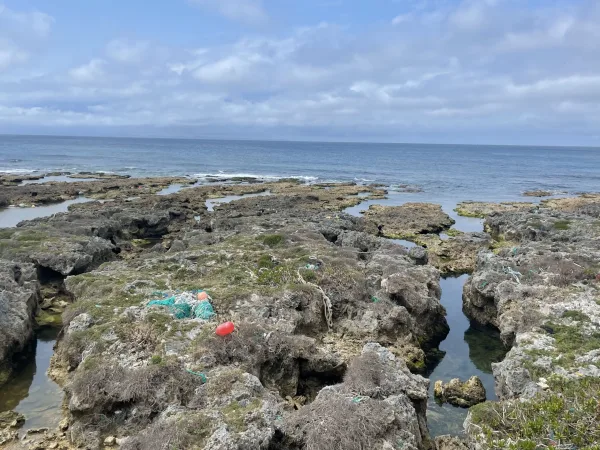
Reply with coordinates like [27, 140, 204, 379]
[0, 261, 41, 386]
[363, 203, 455, 239]
[433, 376, 486, 407]
[454, 201, 534, 218]
[415, 231, 492, 274]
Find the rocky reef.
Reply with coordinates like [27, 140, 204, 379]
[3, 173, 598, 450]
[0, 180, 453, 449]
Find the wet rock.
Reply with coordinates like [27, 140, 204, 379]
[0, 261, 41, 386]
[541, 192, 600, 212]
[363, 203, 455, 238]
[433, 376, 486, 407]
[0, 410, 25, 429]
[1, 176, 195, 206]
[522, 190, 556, 197]
[455, 201, 534, 218]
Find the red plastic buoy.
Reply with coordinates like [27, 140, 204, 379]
[215, 321, 235, 336]
[197, 291, 209, 300]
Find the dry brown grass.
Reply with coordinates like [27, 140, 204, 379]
[342, 352, 384, 398]
[288, 393, 393, 450]
[69, 360, 200, 429]
[121, 413, 212, 450]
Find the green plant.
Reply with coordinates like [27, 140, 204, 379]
[553, 220, 571, 230]
[561, 310, 590, 322]
[470, 377, 600, 449]
[257, 254, 276, 269]
[261, 234, 284, 247]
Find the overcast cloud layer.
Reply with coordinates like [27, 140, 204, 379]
[1, 0, 599, 145]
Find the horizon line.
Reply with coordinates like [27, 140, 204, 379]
[0, 132, 599, 151]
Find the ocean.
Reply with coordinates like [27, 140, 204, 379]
[1, 135, 599, 204]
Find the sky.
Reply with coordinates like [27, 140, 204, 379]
[1, 0, 600, 146]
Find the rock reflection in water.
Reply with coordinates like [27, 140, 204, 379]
[425, 275, 508, 437]
[0, 327, 63, 431]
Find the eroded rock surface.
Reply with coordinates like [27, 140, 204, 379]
[363, 203, 455, 239]
[433, 376, 486, 407]
[0, 261, 41, 386]
[463, 197, 600, 449]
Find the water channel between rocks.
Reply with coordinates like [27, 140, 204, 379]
[0, 327, 64, 432]
[426, 275, 508, 437]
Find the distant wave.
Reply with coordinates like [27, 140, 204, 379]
[0, 168, 37, 174]
[194, 172, 319, 183]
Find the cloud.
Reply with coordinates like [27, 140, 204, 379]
[2, 1, 600, 144]
[106, 40, 149, 63]
[0, 4, 54, 37]
[392, 14, 413, 25]
[188, 0, 267, 25]
[0, 4, 53, 71]
[0, 39, 28, 71]
[69, 59, 107, 83]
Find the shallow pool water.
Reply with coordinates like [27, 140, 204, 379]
[391, 239, 418, 249]
[206, 190, 272, 212]
[0, 327, 64, 431]
[0, 197, 92, 228]
[157, 183, 184, 195]
[426, 275, 508, 437]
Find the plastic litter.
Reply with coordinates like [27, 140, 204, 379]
[371, 296, 380, 303]
[146, 290, 215, 320]
[186, 369, 207, 383]
[216, 321, 235, 336]
[194, 300, 215, 320]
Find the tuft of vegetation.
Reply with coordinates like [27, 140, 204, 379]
[287, 393, 393, 450]
[68, 359, 200, 431]
[561, 310, 591, 322]
[470, 377, 600, 450]
[553, 220, 571, 230]
[257, 254, 276, 269]
[222, 399, 262, 432]
[261, 234, 285, 247]
[120, 413, 212, 450]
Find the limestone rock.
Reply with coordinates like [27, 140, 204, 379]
[434, 376, 486, 407]
[0, 261, 40, 386]
[66, 313, 93, 335]
[363, 203, 455, 238]
[408, 246, 428, 265]
[434, 435, 469, 450]
[279, 344, 429, 450]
